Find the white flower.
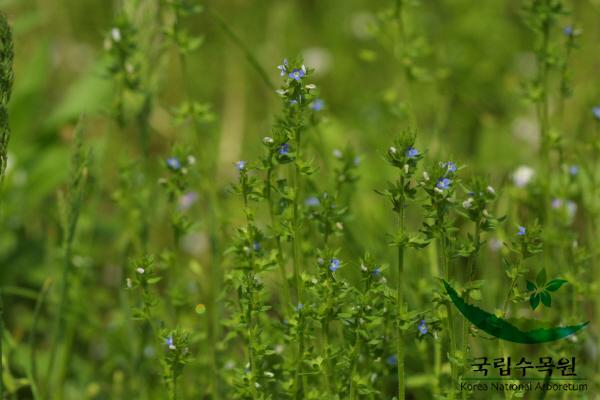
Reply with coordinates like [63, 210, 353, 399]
[126, 278, 132, 288]
[136, 268, 145, 274]
[111, 28, 121, 42]
[403, 164, 409, 174]
[422, 171, 430, 181]
[264, 371, 275, 378]
[388, 146, 397, 155]
[512, 165, 535, 188]
[305, 84, 316, 90]
[488, 238, 503, 252]
[262, 136, 274, 145]
[187, 155, 196, 165]
[487, 186, 495, 194]
[566, 201, 577, 219]
[462, 198, 474, 209]
[332, 149, 343, 158]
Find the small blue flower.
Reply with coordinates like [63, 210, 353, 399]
[289, 99, 299, 105]
[236, 160, 246, 171]
[294, 303, 304, 312]
[279, 143, 290, 155]
[517, 226, 526, 236]
[386, 355, 398, 366]
[253, 241, 261, 252]
[569, 165, 579, 176]
[277, 59, 288, 76]
[166, 157, 181, 170]
[436, 178, 452, 191]
[405, 146, 419, 159]
[305, 196, 320, 207]
[593, 106, 600, 120]
[418, 319, 428, 335]
[444, 162, 457, 173]
[310, 98, 325, 111]
[329, 258, 341, 272]
[288, 68, 305, 81]
[563, 26, 574, 36]
[372, 267, 381, 277]
[165, 336, 174, 349]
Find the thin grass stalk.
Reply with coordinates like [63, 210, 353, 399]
[396, 177, 406, 400]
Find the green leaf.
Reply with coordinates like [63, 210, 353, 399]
[526, 280, 536, 292]
[530, 293, 540, 310]
[536, 268, 547, 287]
[540, 291, 552, 307]
[545, 279, 567, 292]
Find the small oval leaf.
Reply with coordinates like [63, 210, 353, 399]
[530, 293, 540, 310]
[545, 279, 567, 292]
[540, 291, 552, 307]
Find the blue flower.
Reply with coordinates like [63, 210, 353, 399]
[288, 68, 305, 81]
[405, 146, 419, 159]
[310, 98, 325, 111]
[517, 226, 526, 236]
[289, 99, 298, 105]
[253, 241, 261, 252]
[236, 160, 246, 171]
[593, 106, 600, 120]
[418, 319, 428, 335]
[386, 355, 398, 366]
[569, 165, 579, 176]
[165, 336, 175, 349]
[563, 26, 574, 36]
[294, 303, 304, 312]
[305, 196, 320, 207]
[436, 178, 452, 191]
[279, 143, 290, 155]
[329, 258, 341, 272]
[277, 59, 288, 76]
[166, 157, 181, 170]
[372, 267, 381, 277]
[444, 161, 457, 173]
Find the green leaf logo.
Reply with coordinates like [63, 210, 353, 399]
[527, 269, 568, 310]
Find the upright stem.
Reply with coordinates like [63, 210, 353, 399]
[292, 129, 302, 301]
[242, 187, 258, 400]
[0, 290, 4, 400]
[44, 240, 73, 399]
[396, 185, 406, 400]
[266, 167, 291, 307]
[461, 221, 480, 399]
[538, 14, 552, 225]
[292, 127, 305, 398]
[441, 233, 456, 400]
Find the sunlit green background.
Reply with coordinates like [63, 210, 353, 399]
[1, 0, 599, 398]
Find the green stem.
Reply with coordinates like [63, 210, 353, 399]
[44, 241, 73, 399]
[28, 279, 52, 400]
[322, 318, 333, 396]
[266, 167, 292, 307]
[0, 289, 4, 400]
[396, 186, 406, 400]
[291, 126, 305, 398]
[461, 220, 480, 399]
[441, 234, 456, 400]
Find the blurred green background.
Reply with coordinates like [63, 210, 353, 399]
[1, 0, 600, 398]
